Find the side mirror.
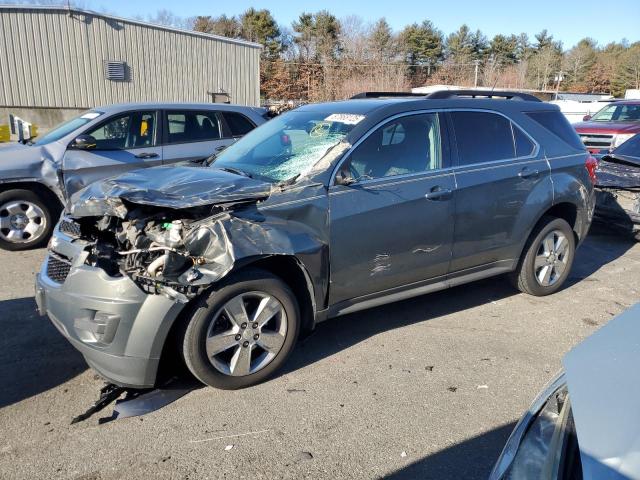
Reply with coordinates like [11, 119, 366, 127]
[71, 134, 97, 150]
[335, 169, 356, 186]
[583, 114, 592, 121]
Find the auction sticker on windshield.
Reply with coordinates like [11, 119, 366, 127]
[324, 113, 365, 125]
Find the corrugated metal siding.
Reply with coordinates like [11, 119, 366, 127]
[0, 8, 261, 108]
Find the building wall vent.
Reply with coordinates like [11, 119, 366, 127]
[104, 61, 127, 81]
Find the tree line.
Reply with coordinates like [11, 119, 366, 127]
[148, 8, 640, 101]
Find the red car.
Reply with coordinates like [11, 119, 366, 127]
[574, 100, 640, 153]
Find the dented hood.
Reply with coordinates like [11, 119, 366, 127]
[69, 166, 273, 218]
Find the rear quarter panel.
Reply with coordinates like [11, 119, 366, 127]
[515, 110, 594, 243]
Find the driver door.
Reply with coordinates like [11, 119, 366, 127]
[62, 110, 162, 197]
[328, 112, 456, 305]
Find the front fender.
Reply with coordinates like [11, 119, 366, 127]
[0, 143, 64, 201]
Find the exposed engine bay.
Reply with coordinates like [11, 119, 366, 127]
[67, 203, 245, 303]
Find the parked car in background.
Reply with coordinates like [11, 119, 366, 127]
[490, 302, 640, 480]
[549, 99, 612, 124]
[0, 103, 267, 250]
[594, 133, 640, 240]
[35, 90, 595, 391]
[574, 100, 640, 153]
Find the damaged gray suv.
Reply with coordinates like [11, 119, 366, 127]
[36, 90, 596, 390]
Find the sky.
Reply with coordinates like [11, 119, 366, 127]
[80, 0, 639, 49]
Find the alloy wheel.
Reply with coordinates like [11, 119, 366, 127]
[205, 291, 288, 376]
[534, 229, 570, 287]
[0, 200, 47, 244]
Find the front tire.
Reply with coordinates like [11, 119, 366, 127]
[511, 216, 576, 296]
[0, 189, 55, 251]
[181, 268, 300, 389]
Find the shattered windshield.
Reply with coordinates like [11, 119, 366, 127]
[212, 110, 362, 182]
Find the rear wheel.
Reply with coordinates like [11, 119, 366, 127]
[0, 189, 55, 251]
[181, 269, 300, 389]
[511, 216, 576, 296]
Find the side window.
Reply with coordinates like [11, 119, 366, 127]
[166, 111, 221, 144]
[86, 111, 156, 150]
[346, 113, 443, 181]
[450, 111, 514, 165]
[513, 124, 535, 157]
[222, 112, 255, 137]
[525, 111, 584, 150]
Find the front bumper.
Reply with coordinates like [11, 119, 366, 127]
[35, 227, 187, 388]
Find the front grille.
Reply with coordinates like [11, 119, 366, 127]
[46, 253, 72, 284]
[59, 218, 81, 237]
[579, 133, 613, 149]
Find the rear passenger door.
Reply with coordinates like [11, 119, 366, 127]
[448, 110, 550, 274]
[162, 110, 233, 165]
[329, 112, 456, 304]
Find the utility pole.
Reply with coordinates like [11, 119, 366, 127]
[473, 60, 480, 88]
[554, 71, 564, 99]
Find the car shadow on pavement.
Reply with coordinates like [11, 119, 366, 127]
[283, 228, 635, 378]
[0, 297, 87, 409]
[566, 223, 636, 286]
[382, 422, 517, 479]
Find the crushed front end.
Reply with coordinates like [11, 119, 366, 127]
[35, 202, 262, 388]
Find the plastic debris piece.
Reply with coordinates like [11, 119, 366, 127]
[225, 445, 234, 451]
[71, 383, 126, 424]
[102, 377, 199, 423]
[400, 451, 408, 458]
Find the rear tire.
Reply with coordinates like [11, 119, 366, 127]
[181, 268, 300, 390]
[0, 189, 56, 251]
[511, 216, 576, 296]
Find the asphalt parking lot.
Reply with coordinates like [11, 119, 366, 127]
[0, 224, 639, 480]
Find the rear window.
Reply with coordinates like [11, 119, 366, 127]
[526, 111, 584, 150]
[222, 112, 255, 136]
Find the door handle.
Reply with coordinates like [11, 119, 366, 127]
[134, 152, 159, 159]
[215, 145, 228, 152]
[518, 167, 539, 179]
[424, 186, 453, 201]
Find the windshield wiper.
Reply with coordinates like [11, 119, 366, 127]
[277, 174, 301, 188]
[218, 167, 253, 179]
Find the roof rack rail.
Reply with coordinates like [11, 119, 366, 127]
[350, 92, 427, 99]
[426, 89, 542, 102]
